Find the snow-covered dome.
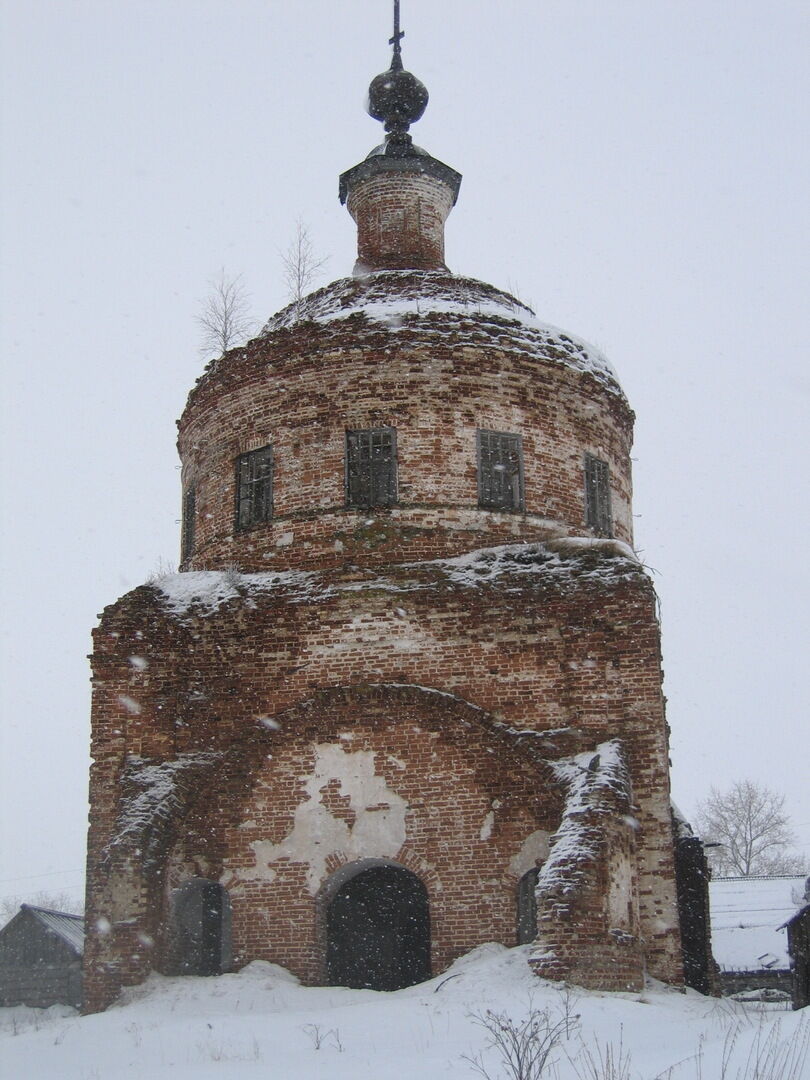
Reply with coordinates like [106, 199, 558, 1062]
[262, 270, 622, 399]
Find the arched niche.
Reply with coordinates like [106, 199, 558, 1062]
[168, 877, 231, 976]
[516, 866, 540, 945]
[323, 860, 430, 991]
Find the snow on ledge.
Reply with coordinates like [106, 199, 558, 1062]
[432, 539, 639, 589]
[152, 568, 329, 618]
[150, 540, 641, 620]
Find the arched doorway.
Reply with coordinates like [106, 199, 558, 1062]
[169, 878, 231, 976]
[516, 867, 540, 945]
[326, 864, 430, 990]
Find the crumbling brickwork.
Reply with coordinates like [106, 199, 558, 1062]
[85, 543, 682, 1011]
[178, 272, 634, 575]
[84, 89, 685, 1011]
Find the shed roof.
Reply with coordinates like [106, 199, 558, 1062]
[709, 876, 806, 972]
[21, 906, 85, 956]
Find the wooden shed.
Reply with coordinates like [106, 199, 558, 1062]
[0, 905, 84, 1008]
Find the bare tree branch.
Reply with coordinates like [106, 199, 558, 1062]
[280, 219, 328, 319]
[1, 889, 84, 927]
[695, 780, 805, 876]
[197, 269, 254, 357]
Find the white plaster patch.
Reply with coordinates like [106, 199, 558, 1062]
[479, 810, 495, 841]
[249, 744, 407, 895]
[509, 830, 551, 878]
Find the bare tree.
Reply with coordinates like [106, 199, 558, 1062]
[280, 219, 328, 318]
[695, 780, 805, 877]
[1, 890, 84, 928]
[197, 269, 254, 357]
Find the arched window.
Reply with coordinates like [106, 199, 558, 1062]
[516, 867, 540, 945]
[168, 878, 231, 976]
[326, 863, 430, 990]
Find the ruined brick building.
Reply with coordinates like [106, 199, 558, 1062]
[83, 23, 685, 1012]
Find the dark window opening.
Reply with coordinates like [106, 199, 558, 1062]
[181, 488, 196, 561]
[584, 453, 613, 537]
[235, 445, 274, 530]
[345, 428, 397, 509]
[327, 864, 430, 990]
[516, 867, 540, 945]
[168, 878, 231, 977]
[478, 430, 524, 512]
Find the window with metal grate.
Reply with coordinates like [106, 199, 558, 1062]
[584, 453, 613, 536]
[235, 445, 274, 531]
[345, 428, 397, 509]
[477, 430, 524, 512]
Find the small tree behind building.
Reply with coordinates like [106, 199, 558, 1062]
[197, 269, 254, 357]
[280, 220, 328, 319]
[695, 779, 805, 877]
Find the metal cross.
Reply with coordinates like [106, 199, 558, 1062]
[389, 0, 404, 60]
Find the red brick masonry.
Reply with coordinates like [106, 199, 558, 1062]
[84, 542, 682, 1011]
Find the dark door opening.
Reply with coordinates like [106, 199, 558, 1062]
[170, 878, 229, 976]
[326, 864, 430, 991]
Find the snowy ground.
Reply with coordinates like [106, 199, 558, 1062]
[1, 945, 807, 1080]
[709, 876, 806, 972]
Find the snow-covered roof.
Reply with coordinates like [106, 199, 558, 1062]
[670, 800, 694, 839]
[22, 906, 85, 956]
[260, 270, 624, 398]
[709, 876, 806, 971]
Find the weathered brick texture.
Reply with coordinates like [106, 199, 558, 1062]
[178, 272, 633, 574]
[348, 171, 455, 270]
[84, 130, 683, 1012]
[85, 544, 682, 1010]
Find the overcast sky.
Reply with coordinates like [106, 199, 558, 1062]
[1, 0, 808, 911]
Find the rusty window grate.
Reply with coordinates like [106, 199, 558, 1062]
[477, 430, 524, 511]
[181, 488, 196, 560]
[235, 445, 274, 531]
[346, 428, 397, 508]
[584, 453, 613, 537]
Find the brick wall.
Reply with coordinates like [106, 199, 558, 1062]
[178, 273, 634, 573]
[84, 97, 685, 1013]
[84, 545, 683, 1011]
[347, 170, 455, 270]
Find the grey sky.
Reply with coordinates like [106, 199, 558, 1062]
[1, 0, 808, 908]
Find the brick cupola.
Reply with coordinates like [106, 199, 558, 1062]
[338, 18, 461, 273]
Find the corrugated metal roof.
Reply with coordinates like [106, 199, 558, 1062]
[25, 906, 85, 956]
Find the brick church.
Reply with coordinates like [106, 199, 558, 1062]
[83, 15, 686, 1012]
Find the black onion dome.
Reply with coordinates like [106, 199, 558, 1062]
[367, 65, 428, 134]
